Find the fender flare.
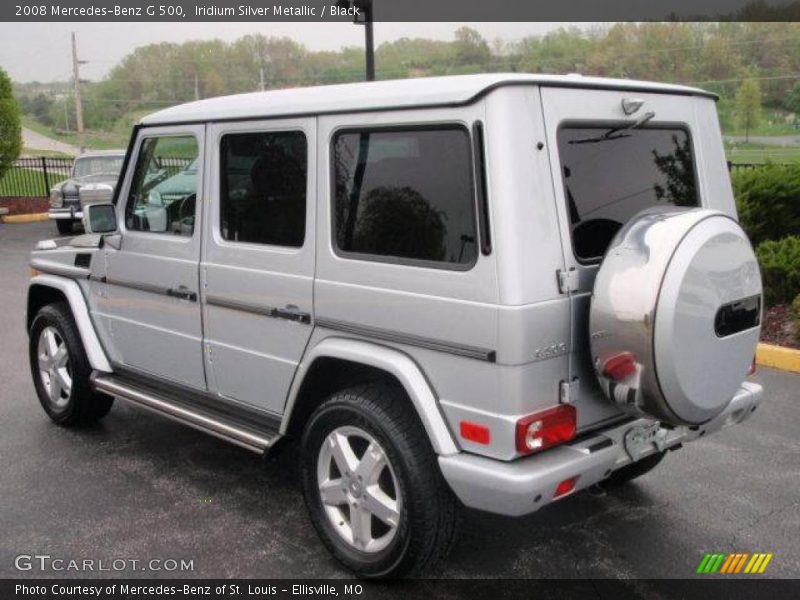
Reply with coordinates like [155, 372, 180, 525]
[281, 336, 460, 456]
[28, 274, 112, 373]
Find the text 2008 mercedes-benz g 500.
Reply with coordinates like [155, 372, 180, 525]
[26, 74, 763, 578]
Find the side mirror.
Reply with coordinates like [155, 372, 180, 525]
[82, 203, 118, 234]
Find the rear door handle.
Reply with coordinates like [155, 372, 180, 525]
[166, 285, 198, 302]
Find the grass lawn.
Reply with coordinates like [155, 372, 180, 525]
[721, 108, 799, 137]
[21, 148, 75, 158]
[725, 142, 800, 164]
[22, 116, 129, 151]
[0, 167, 68, 197]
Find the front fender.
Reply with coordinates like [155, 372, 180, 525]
[282, 337, 460, 456]
[28, 274, 112, 373]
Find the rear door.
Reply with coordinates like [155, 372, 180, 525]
[540, 87, 703, 428]
[201, 119, 315, 415]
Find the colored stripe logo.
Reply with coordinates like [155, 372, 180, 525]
[696, 552, 773, 574]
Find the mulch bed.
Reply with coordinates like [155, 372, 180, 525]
[0, 196, 49, 215]
[761, 304, 800, 350]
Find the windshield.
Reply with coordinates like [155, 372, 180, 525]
[557, 125, 698, 262]
[73, 156, 124, 178]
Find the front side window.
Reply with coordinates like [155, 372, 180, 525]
[333, 127, 477, 267]
[220, 131, 307, 247]
[126, 135, 199, 236]
[557, 125, 698, 262]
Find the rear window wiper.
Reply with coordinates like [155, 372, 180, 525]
[568, 111, 656, 145]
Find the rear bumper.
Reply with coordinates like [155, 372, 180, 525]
[49, 208, 82, 220]
[439, 381, 762, 517]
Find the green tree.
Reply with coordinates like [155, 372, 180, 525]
[735, 79, 762, 142]
[0, 67, 22, 179]
[453, 26, 491, 67]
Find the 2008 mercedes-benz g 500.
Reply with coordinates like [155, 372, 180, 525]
[26, 74, 763, 578]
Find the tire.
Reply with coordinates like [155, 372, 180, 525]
[29, 302, 114, 425]
[56, 219, 73, 235]
[300, 383, 459, 578]
[601, 451, 665, 489]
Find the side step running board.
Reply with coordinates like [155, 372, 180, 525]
[91, 374, 280, 455]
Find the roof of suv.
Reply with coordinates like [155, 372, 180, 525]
[140, 73, 715, 126]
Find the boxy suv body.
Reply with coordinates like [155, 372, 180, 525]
[26, 74, 763, 577]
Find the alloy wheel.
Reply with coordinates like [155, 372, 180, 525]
[316, 425, 402, 553]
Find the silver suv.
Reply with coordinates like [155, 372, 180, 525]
[26, 74, 763, 578]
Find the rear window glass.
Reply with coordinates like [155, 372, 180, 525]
[557, 126, 698, 262]
[332, 127, 477, 267]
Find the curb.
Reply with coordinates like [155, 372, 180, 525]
[1, 212, 49, 223]
[756, 343, 800, 374]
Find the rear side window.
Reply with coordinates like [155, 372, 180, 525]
[557, 126, 698, 262]
[332, 127, 477, 267]
[220, 131, 307, 247]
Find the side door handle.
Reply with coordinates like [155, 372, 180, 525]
[166, 285, 198, 302]
[272, 304, 311, 324]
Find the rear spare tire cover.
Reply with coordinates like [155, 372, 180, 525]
[590, 208, 762, 426]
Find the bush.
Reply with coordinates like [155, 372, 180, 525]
[0, 67, 22, 180]
[792, 294, 800, 331]
[756, 236, 800, 306]
[732, 163, 800, 246]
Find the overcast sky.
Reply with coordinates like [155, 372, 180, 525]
[0, 22, 586, 82]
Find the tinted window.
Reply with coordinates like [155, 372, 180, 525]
[557, 126, 698, 262]
[220, 131, 307, 247]
[333, 128, 477, 266]
[126, 136, 199, 236]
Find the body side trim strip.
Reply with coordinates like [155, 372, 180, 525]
[205, 294, 311, 324]
[315, 317, 496, 362]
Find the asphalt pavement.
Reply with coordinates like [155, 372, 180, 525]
[1, 221, 798, 580]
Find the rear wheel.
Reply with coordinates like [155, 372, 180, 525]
[300, 383, 458, 578]
[601, 451, 665, 489]
[55, 219, 73, 235]
[29, 302, 113, 425]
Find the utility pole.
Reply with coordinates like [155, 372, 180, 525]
[362, 1, 375, 81]
[70, 32, 85, 153]
[259, 66, 265, 91]
[336, 0, 375, 81]
[194, 74, 200, 100]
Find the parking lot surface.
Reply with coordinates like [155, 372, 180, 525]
[1, 221, 798, 579]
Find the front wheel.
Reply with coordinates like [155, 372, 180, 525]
[29, 302, 114, 425]
[300, 383, 459, 578]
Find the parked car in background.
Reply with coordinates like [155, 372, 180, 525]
[48, 150, 125, 234]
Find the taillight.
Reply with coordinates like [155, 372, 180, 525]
[601, 351, 637, 381]
[515, 404, 577, 455]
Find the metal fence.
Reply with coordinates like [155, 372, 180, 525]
[156, 156, 194, 177]
[728, 162, 773, 173]
[0, 157, 74, 198]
